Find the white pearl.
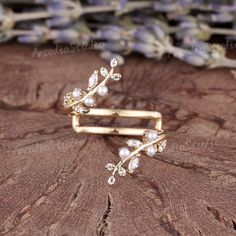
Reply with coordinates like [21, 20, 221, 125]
[97, 86, 108, 96]
[72, 88, 81, 98]
[146, 146, 156, 157]
[119, 148, 130, 160]
[84, 97, 95, 107]
[147, 130, 158, 141]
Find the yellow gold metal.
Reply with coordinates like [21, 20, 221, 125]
[112, 133, 166, 176]
[71, 108, 163, 136]
[63, 57, 167, 185]
[64, 68, 114, 109]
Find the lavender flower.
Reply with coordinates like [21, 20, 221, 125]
[1, 0, 236, 69]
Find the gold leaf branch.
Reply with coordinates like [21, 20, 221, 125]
[106, 131, 167, 185]
[63, 58, 121, 113]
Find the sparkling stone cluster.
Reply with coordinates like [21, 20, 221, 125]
[105, 129, 167, 185]
[63, 58, 121, 114]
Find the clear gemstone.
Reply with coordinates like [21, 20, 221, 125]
[105, 163, 115, 171]
[126, 139, 142, 148]
[108, 176, 116, 185]
[118, 167, 126, 176]
[72, 88, 81, 98]
[110, 58, 118, 68]
[88, 72, 98, 89]
[111, 73, 121, 81]
[128, 157, 139, 171]
[100, 67, 108, 77]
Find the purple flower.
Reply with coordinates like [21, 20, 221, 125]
[46, 16, 72, 27]
[17, 35, 44, 43]
[96, 26, 122, 40]
[133, 28, 156, 44]
[52, 29, 79, 43]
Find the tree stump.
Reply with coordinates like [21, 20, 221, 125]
[0, 44, 236, 236]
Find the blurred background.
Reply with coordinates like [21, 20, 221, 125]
[1, 0, 236, 68]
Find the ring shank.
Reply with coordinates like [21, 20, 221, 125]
[72, 108, 163, 136]
[84, 108, 162, 119]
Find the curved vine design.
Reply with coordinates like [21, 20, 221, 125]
[106, 130, 167, 185]
[63, 58, 121, 113]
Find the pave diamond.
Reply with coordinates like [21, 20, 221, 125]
[105, 163, 115, 171]
[118, 167, 126, 176]
[100, 67, 108, 77]
[110, 58, 118, 68]
[108, 176, 116, 185]
[111, 73, 121, 81]
[126, 139, 142, 148]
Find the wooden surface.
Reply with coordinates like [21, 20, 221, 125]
[0, 44, 236, 236]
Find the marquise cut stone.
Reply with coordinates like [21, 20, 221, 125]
[110, 58, 118, 68]
[88, 72, 98, 89]
[128, 157, 139, 171]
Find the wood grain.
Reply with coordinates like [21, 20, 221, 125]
[0, 43, 236, 236]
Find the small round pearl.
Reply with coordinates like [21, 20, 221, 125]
[97, 86, 108, 96]
[147, 130, 158, 141]
[72, 88, 81, 98]
[84, 97, 95, 107]
[146, 146, 156, 157]
[119, 148, 130, 160]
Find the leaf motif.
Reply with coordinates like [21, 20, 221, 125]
[72, 105, 90, 114]
[126, 139, 142, 148]
[110, 58, 118, 68]
[88, 72, 98, 90]
[105, 163, 115, 172]
[107, 176, 116, 185]
[118, 167, 126, 176]
[111, 73, 122, 81]
[128, 157, 139, 172]
[100, 67, 109, 77]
